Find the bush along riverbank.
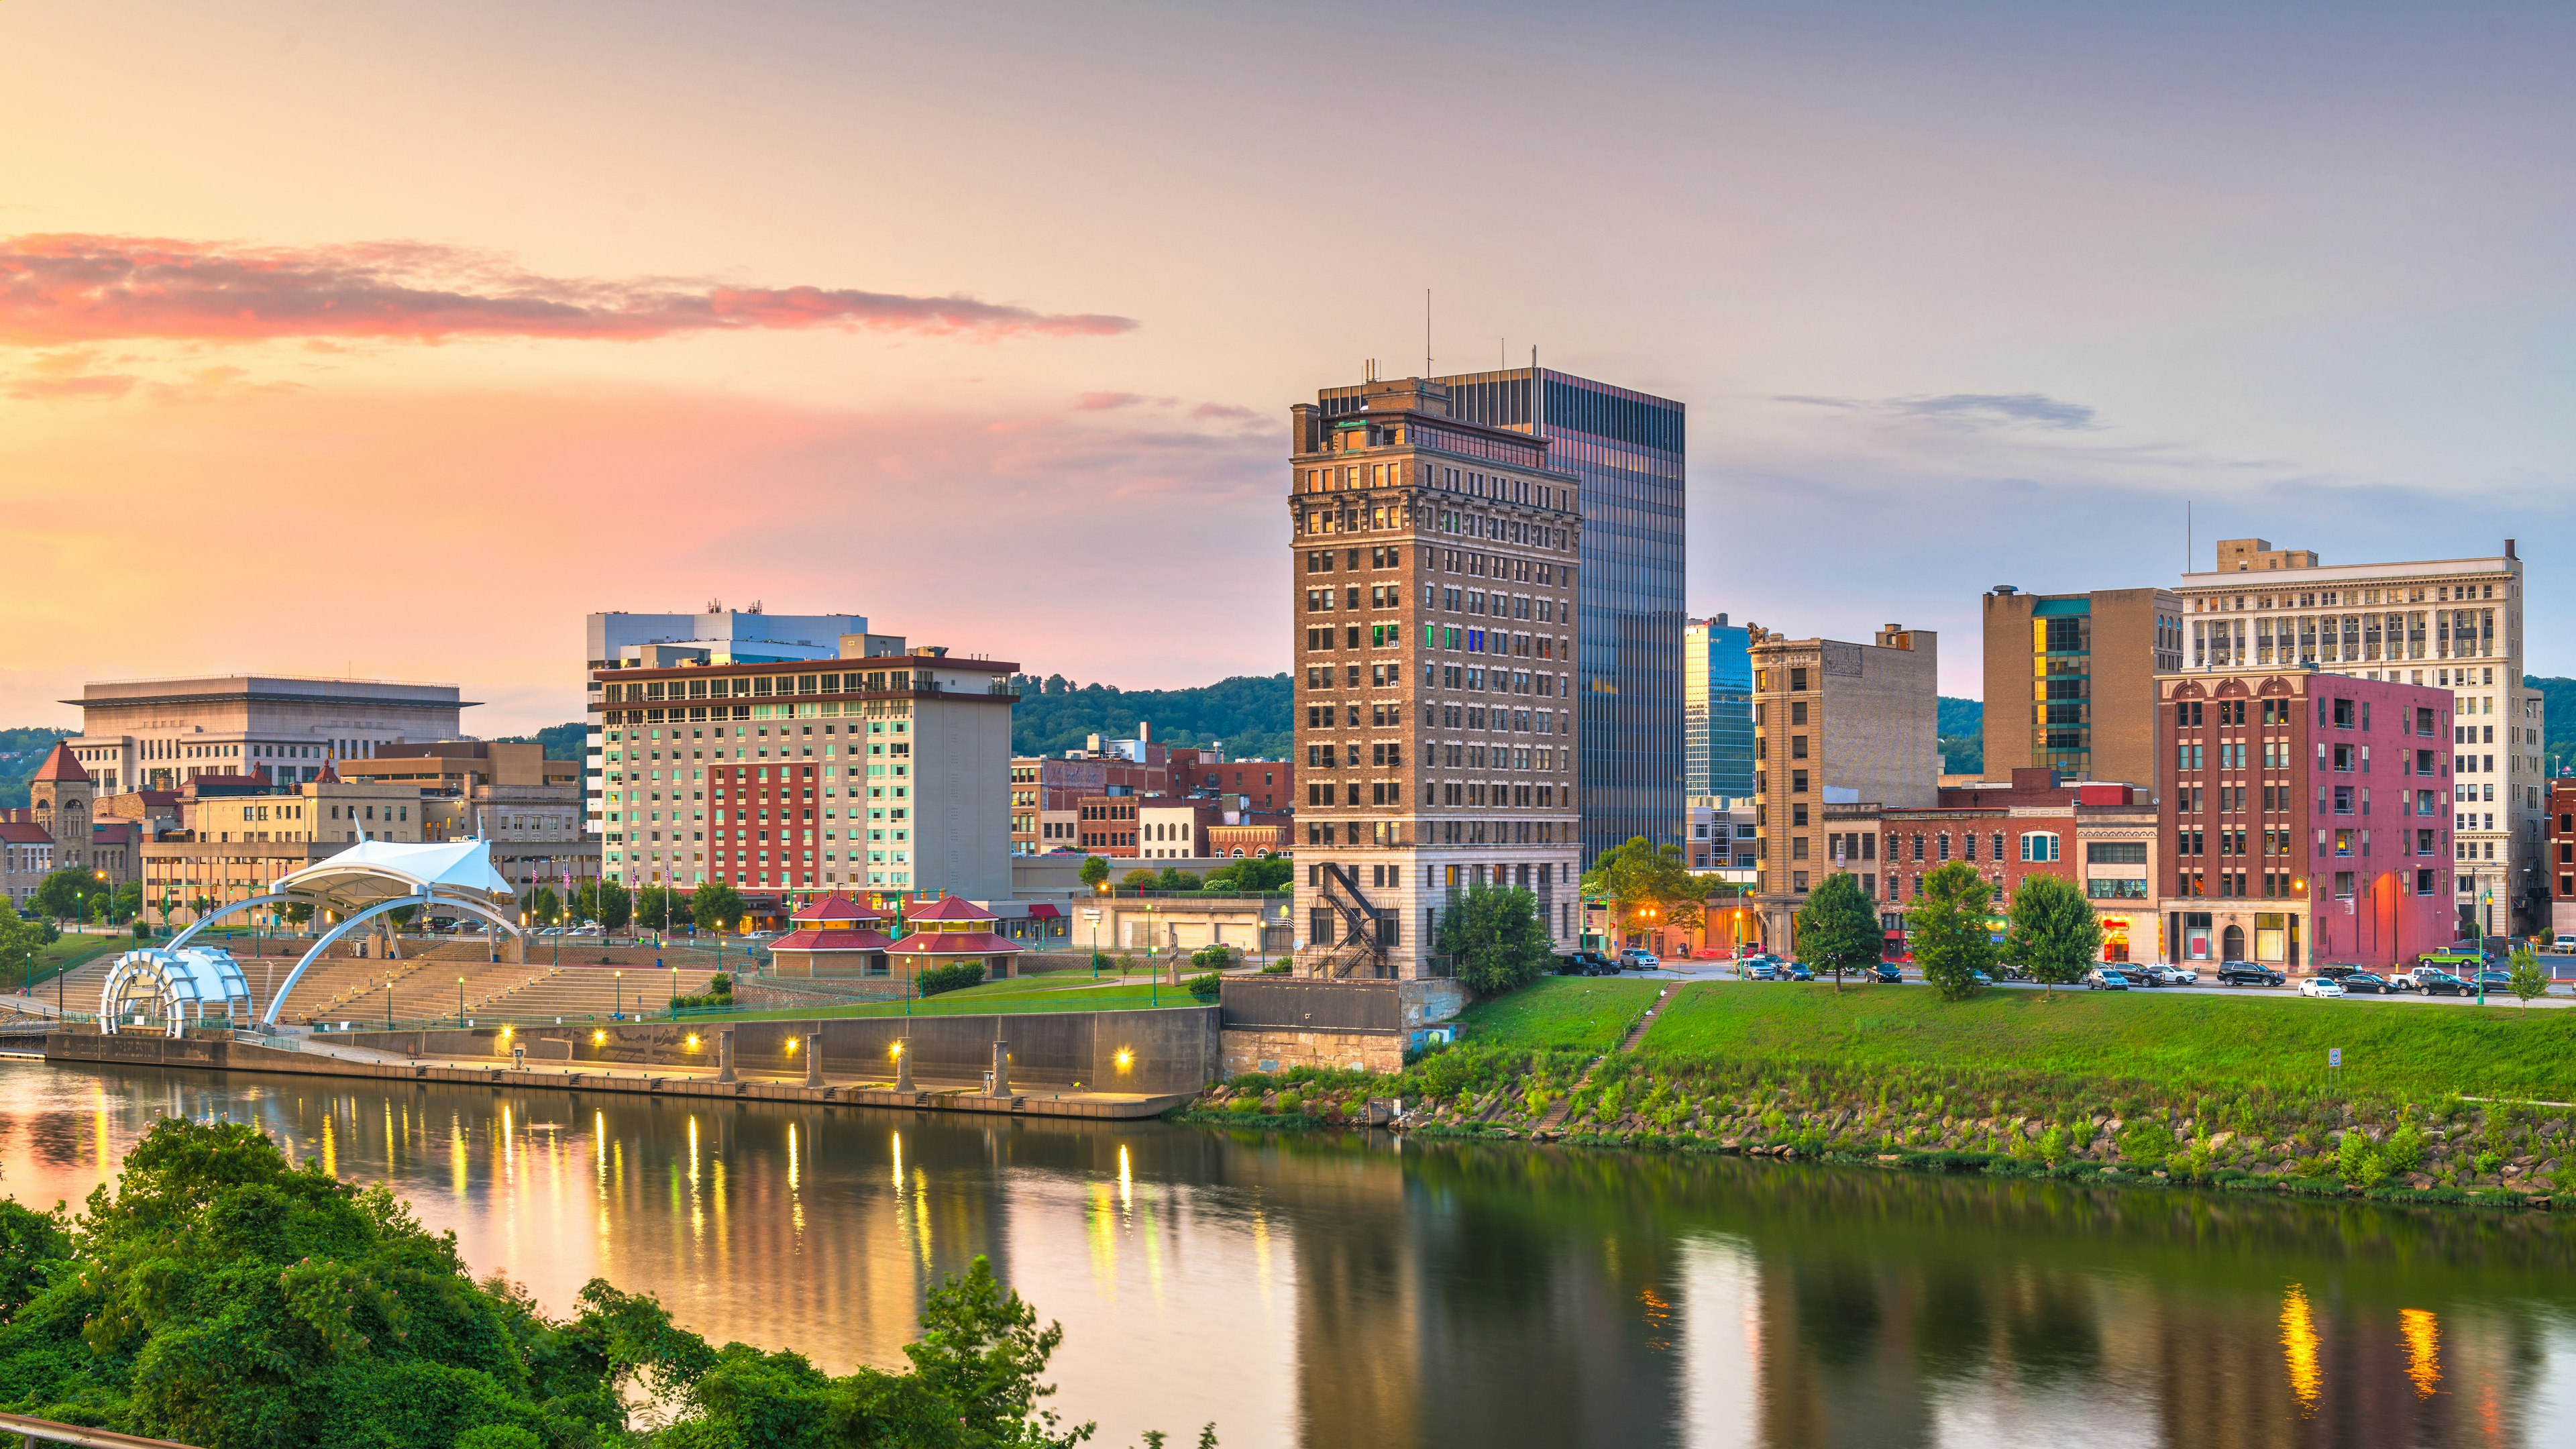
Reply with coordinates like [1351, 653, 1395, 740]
[1178, 1044, 2573, 1214]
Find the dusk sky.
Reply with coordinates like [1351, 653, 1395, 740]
[6, 1, 2571, 735]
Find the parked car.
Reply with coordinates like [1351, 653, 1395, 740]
[2473, 969, 2515, 993]
[2148, 963, 2201, 986]
[1741, 959, 1780, 981]
[2297, 976, 2347, 998]
[1781, 963, 1815, 981]
[2410, 969, 2473, 997]
[2313, 963, 2362, 981]
[2553, 932, 2576, 954]
[1969, 969, 1996, 988]
[2084, 967, 2131, 991]
[2337, 971, 2395, 995]
[1619, 948, 1662, 971]
[2214, 961, 2286, 987]
[1554, 954, 1591, 976]
[1860, 961, 1903, 983]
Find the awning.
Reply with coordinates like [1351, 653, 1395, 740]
[1026, 903, 1064, 918]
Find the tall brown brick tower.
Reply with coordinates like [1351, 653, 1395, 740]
[1288, 375, 1584, 978]
[29, 742, 93, 876]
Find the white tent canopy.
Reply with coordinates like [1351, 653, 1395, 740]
[271, 837, 513, 910]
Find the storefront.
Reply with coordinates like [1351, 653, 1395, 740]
[2165, 907, 2300, 967]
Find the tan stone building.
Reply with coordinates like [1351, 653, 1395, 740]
[1980, 586, 2184, 788]
[61, 675, 470, 792]
[1748, 624, 1938, 949]
[1287, 375, 1584, 977]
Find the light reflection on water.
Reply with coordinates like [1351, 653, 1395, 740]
[3, 1060, 2575, 1449]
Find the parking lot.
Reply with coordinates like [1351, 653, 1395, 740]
[1585, 953, 2576, 1008]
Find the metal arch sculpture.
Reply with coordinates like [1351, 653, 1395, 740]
[101, 947, 252, 1038]
[248, 837, 523, 1027]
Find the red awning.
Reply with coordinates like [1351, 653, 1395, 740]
[1026, 903, 1063, 918]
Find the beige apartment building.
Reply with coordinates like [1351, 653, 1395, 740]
[2178, 537, 2537, 934]
[592, 641, 1015, 903]
[61, 676, 470, 792]
[1287, 375, 1584, 978]
[1981, 586, 2184, 787]
[1749, 624, 1939, 949]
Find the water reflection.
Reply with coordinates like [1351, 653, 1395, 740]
[1, 1061, 2573, 1448]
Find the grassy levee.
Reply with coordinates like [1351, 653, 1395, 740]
[1630, 982, 2576, 1102]
[1455, 978, 1660, 1054]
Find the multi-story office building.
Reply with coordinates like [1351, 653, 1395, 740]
[1980, 586, 2184, 786]
[2548, 780, 2576, 937]
[2153, 667, 2453, 971]
[2176, 538, 2536, 934]
[61, 675, 469, 792]
[1684, 615, 1756, 802]
[1324, 366, 1682, 864]
[1288, 375, 1584, 977]
[1748, 624, 1939, 949]
[592, 643, 1014, 903]
[584, 608, 881, 839]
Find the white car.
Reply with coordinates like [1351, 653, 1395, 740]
[2297, 977, 2347, 999]
[2554, 934, 2576, 954]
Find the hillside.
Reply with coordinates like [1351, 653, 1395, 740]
[0, 727, 72, 808]
[498, 722, 588, 761]
[2526, 676, 2575, 778]
[1938, 696, 1982, 775]
[1012, 674, 1292, 761]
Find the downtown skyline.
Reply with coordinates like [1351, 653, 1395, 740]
[4, 1, 2573, 735]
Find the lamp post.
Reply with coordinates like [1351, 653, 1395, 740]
[456, 976, 465, 1027]
[613, 970, 623, 1020]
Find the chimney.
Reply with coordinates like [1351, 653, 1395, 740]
[1138, 720, 1152, 743]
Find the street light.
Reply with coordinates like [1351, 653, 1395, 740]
[456, 976, 465, 1026]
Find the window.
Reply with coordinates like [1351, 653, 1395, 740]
[2021, 832, 2060, 863]
[2086, 841, 2147, 864]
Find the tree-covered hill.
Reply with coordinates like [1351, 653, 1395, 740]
[1012, 674, 1292, 761]
[0, 727, 71, 808]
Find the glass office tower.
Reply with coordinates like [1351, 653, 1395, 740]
[1684, 614, 1755, 800]
[1322, 368, 1685, 863]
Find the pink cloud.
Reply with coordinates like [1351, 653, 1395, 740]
[1073, 390, 1148, 411]
[0, 234, 1138, 345]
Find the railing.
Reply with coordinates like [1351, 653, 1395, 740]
[1092, 889, 1291, 901]
[0, 1409, 197, 1446]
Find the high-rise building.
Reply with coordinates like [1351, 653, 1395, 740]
[1288, 375, 1585, 978]
[1684, 615, 1756, 802]
[1324, 366, 1684, 864]
[591, 642, 1014, 904]
[1747, 623, 1939, 949]
[2174, 538, 2538, 934]
[584, 608, 883, 839]
[61, 675, 470, 792]
[1979, 586, 2184, 787]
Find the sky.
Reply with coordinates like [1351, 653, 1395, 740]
[3, 0, 2571, 734]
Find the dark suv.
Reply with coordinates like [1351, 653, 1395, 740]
[2214, 961, 2286, 987]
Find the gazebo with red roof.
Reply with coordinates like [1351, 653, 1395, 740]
[769, 892, 895, 978]
[888, 895, 1024, 983]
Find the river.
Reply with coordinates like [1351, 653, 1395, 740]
[4, 1059, 2574, 1447]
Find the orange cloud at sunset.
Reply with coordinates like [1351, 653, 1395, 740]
[0, 235, 1138, 346]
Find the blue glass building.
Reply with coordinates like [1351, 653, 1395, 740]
[1684, 614, 1754, 800]
[1321, 368, 1686, 863]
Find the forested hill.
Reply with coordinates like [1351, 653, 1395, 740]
[2526, 676, 2576, 777]
[1012, 674, 1293, 761]
[0, 727, 72, 808]
[1939, 696, 1982, 775]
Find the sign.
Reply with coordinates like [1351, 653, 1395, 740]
[2328, 1048, 2342, 1069]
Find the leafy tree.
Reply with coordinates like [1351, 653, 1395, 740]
[187, 895, 215, 924]
[1118, 868, 1161, 892]
[1794, 871, 1881, 991]
[596, 880, 632, 932]
[637, 884, 690, 936]
[1434, 883, 1552, 996]
[2004, 875, 2100, 1000]
[523, 885, 560, 928]
[2507, 944, 2551, 1007]
[28, 867, 98, 927]
[283, 900, 315, 926]
[0, 900, 38, 989]
[1155, 867, 1201, 892]
[387, 904, 419, 928]
[692, 881, 747, 934]
[1202, 857, 1290, 892]
[1909, 861, 1997, 1001]
[1579, 837, 1704, 944]
[109, 879, 142, 923]
[1077, 857, 1110, 890]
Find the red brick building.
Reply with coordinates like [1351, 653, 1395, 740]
[1075, 794, 1141, 855]
[1182, 758, 1297, 812]
[1865, 768, 2156, 962]
[2548, 780, 2576, 937]
[2156, 669, 2453, 972]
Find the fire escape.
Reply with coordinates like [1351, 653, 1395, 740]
[1309, 861, 1391, 979]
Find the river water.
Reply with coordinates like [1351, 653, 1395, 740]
[5, 1059, 2574, 1448]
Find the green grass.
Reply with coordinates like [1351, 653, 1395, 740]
[1612, 981, 2576, 1102]
[1456, 978, 1660, 1053]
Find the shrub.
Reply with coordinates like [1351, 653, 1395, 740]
[1227, 1097, 1261, 1114]
[918, 962, 989, 997]
[1189, 943, 1236, 968]
[1185, 971, 1223, 1002]
[2337, 1129, 2387, 1187]
[1259, 960, 1293, 975]
[2116, 1119, 2175, 1167]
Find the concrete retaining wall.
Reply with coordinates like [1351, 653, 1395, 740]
[345, 1006, 1223, 1095]
[1221, 1027, 1407, 1077]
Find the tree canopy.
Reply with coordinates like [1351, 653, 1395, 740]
[1201, 857, 1289, 893]
[1908, 861, 1997, 1002]
[0, 1118, 1210, 1448]
[1579, 837, 1705, 939]
[1794, 872, 1881, 989]
[1434, 883, 1554, 996]
[2003, 875, 2100, 999]
[690, 883, 748, 934]
[1077, 857, 1110, 889]
[28, 868, 102, 927]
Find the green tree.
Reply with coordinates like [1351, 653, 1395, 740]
[1909, 861, 1997, 1001]
[596, 879, 633, 932]
[282, 900, 315, 926]
[0, 900, 38, 990]
[1579, 837, 1704, 944]
[523, 885, 560, 927]
[1118, 868, 1161, 892]
[1156, 867, 1201, 892]
[1794, 871, 1880, 991]
[2004, 875, 2101, 1000]
[637, 884, 690, 936]
[108, 879, 143, 924]
[692, 881, 748, 934]
[28, 867, 97, 927]
[1203, 857, 1290, 892]
[1077, 857, 1110, 890]
[1434, 883, 1553, 996]
[2508, 944, 2551, 1007]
